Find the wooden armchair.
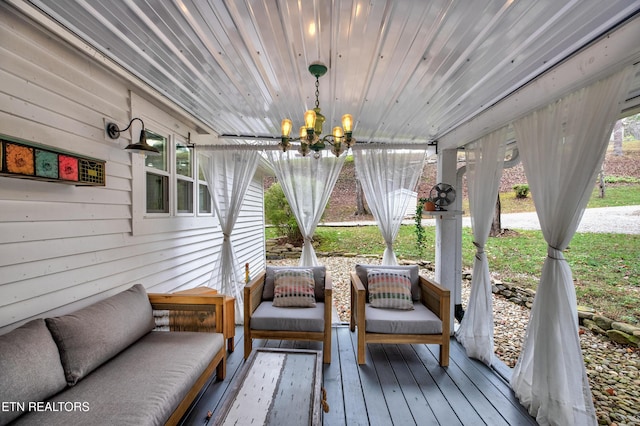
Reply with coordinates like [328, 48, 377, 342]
[244, 266, 332, 364]
[349, 264, 450, 366]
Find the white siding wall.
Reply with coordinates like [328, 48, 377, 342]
[0, 6, 265, 333]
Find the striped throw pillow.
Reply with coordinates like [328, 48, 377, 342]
[367, 269, 414, 310]
[272, 269, 317, 308]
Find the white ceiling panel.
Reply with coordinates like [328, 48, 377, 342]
[22, 0, 640, 146]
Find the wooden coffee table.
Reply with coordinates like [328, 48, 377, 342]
[172, 287, 235, 352]
[213, 348, 323, 426]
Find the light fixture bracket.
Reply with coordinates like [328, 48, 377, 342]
[105, 117, 160, 155]
[308, 63, 327, 78]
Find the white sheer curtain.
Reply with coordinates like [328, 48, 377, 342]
[455, 127, 507, 366]
[200, 151, 260, 324]
[354, 149, 426, 265]
[510, 67, 632, 426]
[266, 149, 346, 266]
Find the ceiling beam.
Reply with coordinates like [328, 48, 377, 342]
[438, 15, 640, 150]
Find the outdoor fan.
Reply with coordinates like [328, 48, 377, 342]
[429, 183, 456, 211]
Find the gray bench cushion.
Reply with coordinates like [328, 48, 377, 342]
[13, 331, 224, 426]
[365, 303, 442, 334]
[355, 264, 420, 301]
[0, 319, 67, 425]
[45, 284, 156, 385]
[263, 266, 326, 302]
[250, 302, 325, 332]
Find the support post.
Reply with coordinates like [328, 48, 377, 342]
[435, 149, 460, 333]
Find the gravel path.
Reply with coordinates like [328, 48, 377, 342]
[321, 205, 640, 234]
[267, 256, 640, 425]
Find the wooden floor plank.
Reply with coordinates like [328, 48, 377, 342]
[397, 345, 463, 426]
[383, 345, 439, 425]
[322, 327, 346, 425]
[412, 344, 486, 425]
[184, 327, 537, 426]
[447, 341, 537, 425]
[423, 343, 510, 426]
[349, 329, 394, 426]
[337, 327, 369, 426]
[369, 343, 416, 425]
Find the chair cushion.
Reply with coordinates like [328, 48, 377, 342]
[367, 269, 414, 310]
[355, 264, 420, 301]
[45, 284, 156, 385]
[264, 266, 326, 302]
[365, 302, 442, 334]
[250, 302, 325, 332]
[0, 319, 67, 425]
[272, 268, 317, 307]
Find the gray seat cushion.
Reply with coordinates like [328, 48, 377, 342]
[355, 264, 420, 301]
[263, 266, 326, 302]
[13, 331, 224, 426]
[0, 319, 67, 425]
[250, 302, 325, 332]
[365, 302, 442, 334]
[45, 284, 156, 385]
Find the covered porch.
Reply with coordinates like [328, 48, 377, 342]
[183, 325, 536, 426]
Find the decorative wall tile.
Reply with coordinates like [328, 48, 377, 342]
[1, 137, 105, 186]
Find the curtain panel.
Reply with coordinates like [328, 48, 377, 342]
[266, 149, 346, 266]
[354, 149, 427, 265]
[510, 67, 632, 426]
[455, 127, 507, 366]
[200, 151, 260, 324]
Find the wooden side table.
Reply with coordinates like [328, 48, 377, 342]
[172, 287, 235, 352]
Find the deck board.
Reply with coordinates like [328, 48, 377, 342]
[181, 325, 537, 425]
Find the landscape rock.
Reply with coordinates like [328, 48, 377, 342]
[611, 322, 640, 336]
[584, 319, 608, 336]
[594, 315, 615, 331]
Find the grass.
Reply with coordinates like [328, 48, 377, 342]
[461, 183, 640, 214]
[265, 183, 640, 324]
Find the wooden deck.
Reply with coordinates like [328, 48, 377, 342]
[181, 325, 537, 426]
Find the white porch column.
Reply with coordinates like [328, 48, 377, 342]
[435, 148, 460, 333]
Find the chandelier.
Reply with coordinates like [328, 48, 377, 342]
[280, 63, 356, 157]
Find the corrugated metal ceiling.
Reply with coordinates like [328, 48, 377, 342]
[24, 0, 640, 146]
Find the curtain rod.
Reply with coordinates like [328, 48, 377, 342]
[196, 142, 437, 151]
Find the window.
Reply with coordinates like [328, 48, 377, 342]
[198, 164, 212, 214]
[176, 143, 193, 214]
[143, 131, 208, 217]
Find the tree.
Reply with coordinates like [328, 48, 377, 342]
[354, 179, 369, 216]
[264, 182, 302, 243]
[612, 119, 623, 156]
[489, 194, 502, 237]
[622, 113, 640, 140]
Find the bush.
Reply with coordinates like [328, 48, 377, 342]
[513, 184, 530, 199]
[264, 182, 302, 243]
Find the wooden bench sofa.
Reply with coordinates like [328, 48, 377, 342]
[0, 284, 226, 426]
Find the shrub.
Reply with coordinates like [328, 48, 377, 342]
[264, 182, 302, 243]
[513, 184, 530, 199]
[604, 176, 640, 184]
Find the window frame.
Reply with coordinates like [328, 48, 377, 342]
[130, 115, 216, 236]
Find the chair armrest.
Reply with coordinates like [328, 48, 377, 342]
[148, 293, 225, 334]
[418, 276, 450, 336]
[244, 270, 266, 319]
[350, 271, 366, 332]
[350, 271, 365, 293]
[323, 271, 333, 304]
